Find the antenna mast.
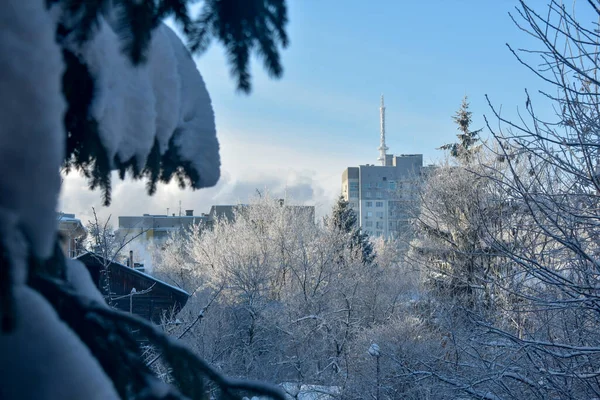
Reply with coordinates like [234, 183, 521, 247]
[378, 94, 389, 166]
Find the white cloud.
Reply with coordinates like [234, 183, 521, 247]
[58, 36, 364, 226]
[58, 127, 348, 226]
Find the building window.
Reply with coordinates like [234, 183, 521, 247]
[375, 201, 383, 207]
[376, 182, 383, 188]
[389, 181, 397, 190]
[376, 192, 382, 198]
[367, 183, 373, 188]
[366, 201, 373, 207]
[376, 221, 383, 229]
[365, 221, 373, 227]
[349, 190, 358, 198]
[376, 211, 384, 218]
[367, 211, 373, 218]
[389, 221, 394, 229]
[366, 191, 372, 198]
[349, 182, 359, 190]
[376, 231, 383, 237]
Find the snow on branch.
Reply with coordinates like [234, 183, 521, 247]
[29, 273, 285, 400]
[62, 13, 220, 204]
[0, 0, 65, 260]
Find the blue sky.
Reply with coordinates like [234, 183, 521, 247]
[60, 0, 563, 222]
[201, 0, 542, 157]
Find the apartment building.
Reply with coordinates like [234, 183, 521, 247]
[341, 96, 425, 239]
[342, 154, 423, 238]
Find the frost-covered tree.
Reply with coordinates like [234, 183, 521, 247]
[439, 96, 483, 165]
[401, 2, 600, 398]
[85, 209, 123, 259]
[329, 196, 375, 265]
[413, 145, 509, 312]
[0, 0, 289, 399]
[475, 1, 600, 396]
[153, 194, 406, 395]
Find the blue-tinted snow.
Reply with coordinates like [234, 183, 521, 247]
[0, 0, 65, 259]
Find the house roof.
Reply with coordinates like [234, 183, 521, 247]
[58, 213, 86, 238]
[75, 252, 190, 297]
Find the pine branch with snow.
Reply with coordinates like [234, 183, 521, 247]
[28, 260, 286, 400]
[58, 0, 288, 205]
[1, 0, 289, 398]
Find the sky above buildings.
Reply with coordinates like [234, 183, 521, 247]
[60, 0, 569, 223]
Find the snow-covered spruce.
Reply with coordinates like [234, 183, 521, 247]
[162, 25, 220, 189]
[0, 0, 65, 260]
[0, 286, 119, 400]
[64, 15, 220, 188]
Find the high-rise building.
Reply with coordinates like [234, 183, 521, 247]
[341, 96, 425, 239]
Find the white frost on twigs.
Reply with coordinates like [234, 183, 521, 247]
[0, 287, 119, 400]
[0, 0, 65, 259]
[297, 385, 340, 400]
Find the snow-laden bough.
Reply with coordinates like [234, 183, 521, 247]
[65, 14, 220, 188]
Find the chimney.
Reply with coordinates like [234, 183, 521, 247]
[129, 250, 134, 269]
[185, 209, 193, 216]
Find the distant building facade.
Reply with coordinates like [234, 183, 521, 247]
[58, 213, 86, 258]
[342, 154, 424, 239]
[208, 205, 237, 223]
[341, 96, 426, 239]
[208, 201, 315, 225]
[117, 202, 315, 244]
[117, 210, 209, 244]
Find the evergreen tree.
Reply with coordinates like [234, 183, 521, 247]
[0, 1, 290, 399]
[330, 196, 375, 265]
[439, 96, 483, 164]
[57, 0, 289, 205]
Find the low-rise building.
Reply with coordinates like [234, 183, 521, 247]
[76, 252, 189, 324]
[58, 213, 86, 258]
[208, 201, 315, 225]
[117, 210, 209, 244]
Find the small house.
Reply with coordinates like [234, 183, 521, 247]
[76, 252, 189, 324]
